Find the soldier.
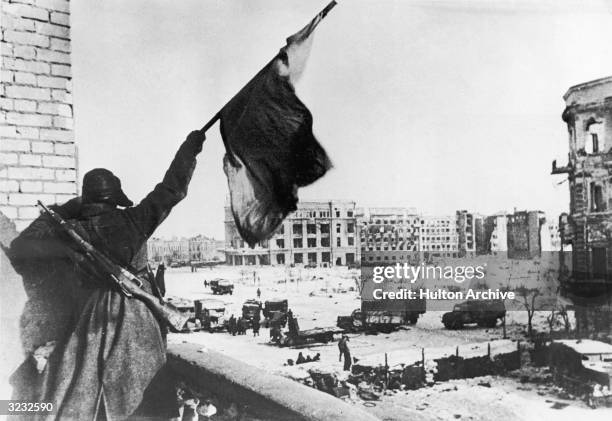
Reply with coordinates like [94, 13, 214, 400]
[338, 335, 352, 371]
[228, 314, 237, 336]
[155, 262, 166, 297]
[10, 130, 207, 420]
[252, 315, 260, 337]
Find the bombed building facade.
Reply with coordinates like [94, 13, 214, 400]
[224, 201, 360, 266]
[506, 210, 545, 259]
[147, 235, 225, 264]
[358, 207, 421, 264]
[553, 76, 612, 335]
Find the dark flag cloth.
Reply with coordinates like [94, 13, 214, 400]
[221, 1, 336, 247]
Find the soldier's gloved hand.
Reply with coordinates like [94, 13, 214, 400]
[187, 129, 206, 146]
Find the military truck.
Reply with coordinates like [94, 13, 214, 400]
[241, 299, 262, 328]
[353, 263, 426, 332]
[337, 303, 425, 333]
[165, 296, 200, 332]
[442, 299, 506, 329]
[280, 311, 343, 347]
[194, 299, 227, 332]
[210, 279, 234, 295]
[262, 299, 289, 327]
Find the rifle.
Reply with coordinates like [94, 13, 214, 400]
[37, 200, 189, 332]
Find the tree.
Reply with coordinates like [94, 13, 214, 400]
[546, 308, 559, 334]
[514, 285, 541, 337]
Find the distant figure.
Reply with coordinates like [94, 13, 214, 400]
[338, 335, 351, 371]
[287, 309, 298, 337]
[313, 352, 321, 362]
[256, 287, 261, 299]
[237, 317, 244, 335]
[228, 315, 236, 336]
[305, 355, 312, 363]
[252, 317, 260, 337]
[296, 352, 306, 365]
[204, 280, 208, 287]
[155, 262, 166, 297]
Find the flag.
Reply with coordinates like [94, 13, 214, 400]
[220, 1, 336, 247]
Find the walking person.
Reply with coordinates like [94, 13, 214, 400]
[338, 335, 352, 371]
[252, 316, 260, 337]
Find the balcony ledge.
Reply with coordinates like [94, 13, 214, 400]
[167, 342, 379, 421]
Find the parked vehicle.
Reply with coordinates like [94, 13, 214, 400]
[280, 312, 343, 347]
[262, 299, 289, 327]
[241, 299, 262, 328]
[165, 296, 199, 332]
[352, 264, 426, 332]
[194, 299, 227, 332]
[210, 279, 234, 295]
[442, 299, 506, 329]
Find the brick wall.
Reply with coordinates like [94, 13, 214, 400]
[1, 0, 76, 232]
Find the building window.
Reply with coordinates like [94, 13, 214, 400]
[347, 210, 353, 217]
[347, 223, 354, 233]
[293, 223, 302, 235]
[307, 224, 316, 234]
[293, 238, 303, 248]
[308, 252, 317, 264]
[336, 237, 341, 247]
[346, 253, 355, 264]
[592, 247, 607, 279]
[321, 237, 330, 247]
[294, 253, 303, 264]
[590, 182, 606, 212]
[320, 224, 330, 234]
[322, 252, 330, 262]
[307, 238, 317, 248]
[348, 237, 354, 246]
[336, 224, 341, 233]
[335, 210, 340, 217]
[586, 120, 604, 154]
[276, 254, 285, 264]
[276, 239, 284, 248]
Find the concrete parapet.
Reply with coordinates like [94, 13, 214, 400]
[167, 342, 380, 421]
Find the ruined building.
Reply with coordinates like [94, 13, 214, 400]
[358, 207, 421, 264]
[225, 200, 360, 267]
[553, 76, 612, 335]
[506, 210, 545, 259]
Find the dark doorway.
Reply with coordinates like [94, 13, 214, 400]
[592, 247, 607, 279]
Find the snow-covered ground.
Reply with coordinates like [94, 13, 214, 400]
[164, 265, 609, 420]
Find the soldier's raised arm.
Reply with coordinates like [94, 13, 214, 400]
[125, 130, 206, 238]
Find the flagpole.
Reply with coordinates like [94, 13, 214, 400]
[198, 0, 337, 136]
[200, 112, 220, 133]
[200, 111, 239, 167]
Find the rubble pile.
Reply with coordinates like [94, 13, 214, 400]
[350, 361, 426, 391]
[434, 350, 520, 382]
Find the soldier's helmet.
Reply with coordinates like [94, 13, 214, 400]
[82, 168, 133, 207]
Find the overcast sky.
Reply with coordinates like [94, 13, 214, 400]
[71, 0, 612, 239]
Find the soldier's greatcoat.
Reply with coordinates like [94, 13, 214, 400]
[10, 133, 204, 420]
